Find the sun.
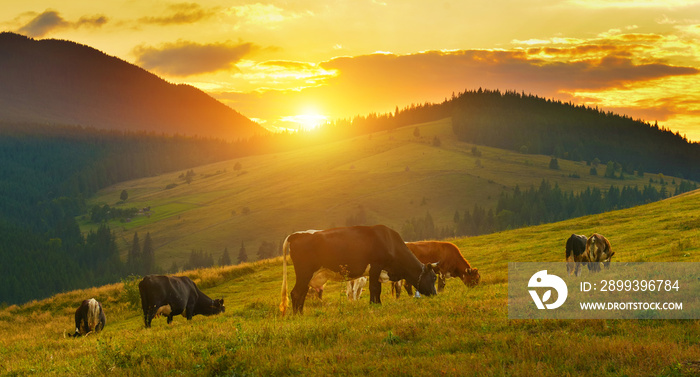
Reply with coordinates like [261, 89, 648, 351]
[281, 111, 328, 131]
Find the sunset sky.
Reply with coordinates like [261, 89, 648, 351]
[3, 1, 700, 140]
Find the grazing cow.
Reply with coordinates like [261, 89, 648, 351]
[346, 277, 367, 301]
[72, 298, 106, 337]
[586, 233, 614, 272]
[138, 275, 225, 328]
[405, 241, 480, 292]
[280, 225, 438, 315]
[565, 234, 590, 276]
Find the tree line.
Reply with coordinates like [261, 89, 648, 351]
[398, 179, 697, 241]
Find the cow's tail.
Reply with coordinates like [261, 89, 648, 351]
[87, 298, 100, 333]
[279, 235, 292, 316]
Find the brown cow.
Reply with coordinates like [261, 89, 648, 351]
[405, 241, 480, 292]
[279, 225, 438, 315]
[586, 233, 614, 272]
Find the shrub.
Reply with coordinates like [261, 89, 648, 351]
[121, 274, 142, 310]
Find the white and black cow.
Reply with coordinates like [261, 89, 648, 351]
[280, 225, 438, 315]
[72, 298, 106, 337]
[138, 275, 225, 328]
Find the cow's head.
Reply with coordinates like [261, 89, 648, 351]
[211, 298, 225, 314]
[461, 267, 480, 287]
[416, 263, 438, 296]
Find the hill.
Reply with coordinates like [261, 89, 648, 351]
[2, 188, 700, 375]
[0, 32, 264, 140]
[85, 118, 686, 270]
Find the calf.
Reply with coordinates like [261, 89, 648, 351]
[346, 277, 367, 300]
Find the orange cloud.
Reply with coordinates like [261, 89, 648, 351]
[217, 48, 698, 132]
[134, 40, 257, 76]
[16, 10, 107, 38]
[138, 3, 217, 25]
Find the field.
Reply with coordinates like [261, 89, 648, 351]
[3, 188, 700, 376]
[84, 118, 673, 269]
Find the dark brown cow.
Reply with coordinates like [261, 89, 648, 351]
[279, 225, 438, 315]
[406, 241, 480, 292]
[586, 233, 614, 272]
[139, 275, 224, 328]
[72, 298, 106, 337]
[565, 234, 589, 276]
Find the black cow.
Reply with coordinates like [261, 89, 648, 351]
[72, 298, 106, 337]
[280, 225, 438, 315]
[138, 275, 225, 328]
[566, 234, 590, 276]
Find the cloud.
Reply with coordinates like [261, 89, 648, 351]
[134, 40, 258, 76]
[16, 10, 107, 38]
[214, 46, 699, 133]
[16, 10, 67, 37]
[138, 3, 217, 25]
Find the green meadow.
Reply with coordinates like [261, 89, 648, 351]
[2, 188, 700, 376]
[85, 118, 671, 269]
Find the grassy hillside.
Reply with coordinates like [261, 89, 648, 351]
[85, 118, 676, 269]
[2, 189, 700, 376]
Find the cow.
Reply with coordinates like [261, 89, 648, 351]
[279, 225, 438, 315]
[138, 275, 225, 328]
[586, 233, 614, 272]
[72, 298, 106, 337]
[565, 234, 590, 276]
[346, 277, 367, 301]
[405, 241, 480, 292]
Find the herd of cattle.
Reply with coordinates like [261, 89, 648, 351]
[71, 225, 613, 336]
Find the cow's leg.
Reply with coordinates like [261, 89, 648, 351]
[403, 281, 414, 297]
[369, 266, 382, 305]
[144, 305, 157, 328]
[566, 255, 575, 276]
[291, 272, 312, 315]
[574, 259, 581, 277]
[81, 316, 90, 335]
[437, 274, 446, 292]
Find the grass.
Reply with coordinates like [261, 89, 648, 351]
[3, 189, 700, 375]
[83, 118, 677, 269]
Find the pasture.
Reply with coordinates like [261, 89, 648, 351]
[2, 189, 700, 376]
[84, 118, 673, 270]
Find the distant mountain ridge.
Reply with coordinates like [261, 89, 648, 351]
[0, 32, 264, 140]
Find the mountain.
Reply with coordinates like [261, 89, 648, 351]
[0, 32, 264, 140]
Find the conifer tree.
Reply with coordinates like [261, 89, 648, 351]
[238, 241, 248, 264]
[220, 247, 232, 266]
[142, 232, 155, 274]
[127, 232, 141, 274]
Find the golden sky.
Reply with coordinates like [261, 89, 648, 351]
[3, 0, 700, 140]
